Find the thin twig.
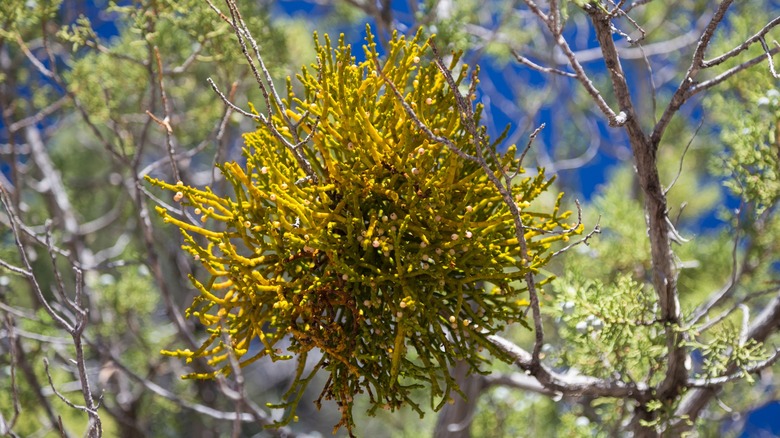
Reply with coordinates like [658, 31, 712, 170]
[43, 358, 100, 417]
[212, 81, 239, 185]
[0, 187, 74, 332]
[207, 0, 319, 182]
[695, 287, 779, 335]
[7, 96, 68, 133]
[201, 0, 319, 182]
[511, 123, 545, 180]
[375, 58, 478, 163]
[148, 47, 180, 182]
[85, 337, 299, 436]
[664, 118, 704, 195]
[551, 215, 602, 258]
[14, 35, 54, 78]
[512, 52, 576, 78]
[44, 222, 78, 314]
[130, 177, 198, 349]
[636, 42, 658, 126]
[687, 200, 746, 328]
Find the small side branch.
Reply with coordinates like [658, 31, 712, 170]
[687, 47, 780, 98]
[512, 52, 577, 78]
[651, 0, 735, 145]
[146, 46, 180, 183]
[206, 78, 266, 123]
[664, 118, 704, 196]
[488, 335, 649, 399]
[551, 214, 601, 258]
[428, 39, 549, 367]
[702, 16, 780, 68]
[43, 358, 101, 418]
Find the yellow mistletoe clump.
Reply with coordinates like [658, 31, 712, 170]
[148, 29, 574, 434]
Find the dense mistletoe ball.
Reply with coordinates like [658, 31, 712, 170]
[149, 29, 573, 433]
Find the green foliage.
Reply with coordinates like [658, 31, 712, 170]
[686, 324, 770, 385]
[553, 274, 665, 382]
[148, 29, 575, 433]
[0, 0, 62, 39]
[60, 0, 291, 143]
[57, 14, 96, 51]
[715, 89, 780, 214]
[87, 266, 159, 338]
[567, 167, 650, 279]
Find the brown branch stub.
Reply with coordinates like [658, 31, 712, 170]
[760, 38, 780, 78]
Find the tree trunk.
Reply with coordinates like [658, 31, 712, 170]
[433, 361, 486, 438]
